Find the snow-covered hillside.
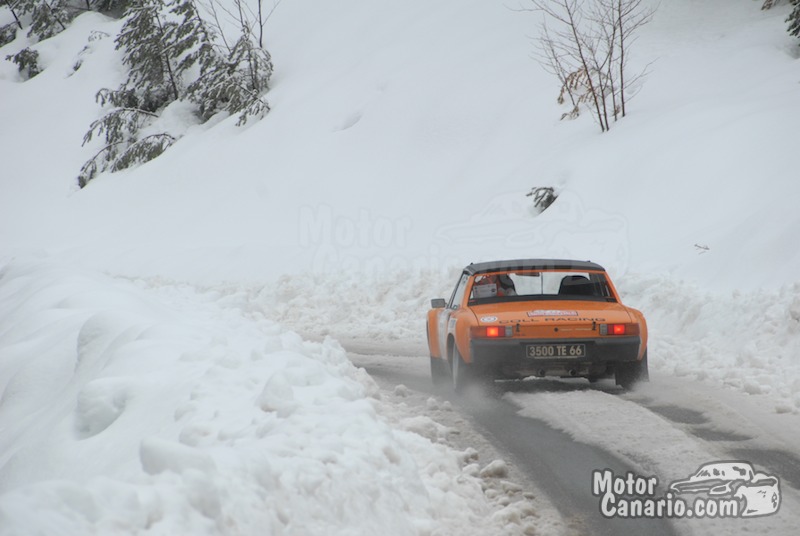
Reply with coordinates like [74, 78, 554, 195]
[1, 0, 800, 534]
[2, 0, 798, 287]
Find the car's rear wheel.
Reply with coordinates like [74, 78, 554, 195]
[451, 347, 472, 394]
[615, 349, 649, 389]
[430, 356, 451, 386]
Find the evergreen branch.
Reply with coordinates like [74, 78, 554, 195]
[110, 133, 176, 172]
[83, 106, 158, 147]
[77, 140, 127, 187]
[42, 0, 68, 31]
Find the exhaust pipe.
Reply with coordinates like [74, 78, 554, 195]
[537, 369, 546, 377]
[569, 369, 578, 377]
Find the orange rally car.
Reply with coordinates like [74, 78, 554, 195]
[426, 259, 648, 391]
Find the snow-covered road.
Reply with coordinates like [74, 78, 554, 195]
[345, 340, 800, 536]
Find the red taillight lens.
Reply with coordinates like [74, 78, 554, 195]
[471, 325, 512, 338]
[600, 323, 639, 336]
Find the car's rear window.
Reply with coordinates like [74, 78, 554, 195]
[468, 270, 615, 304]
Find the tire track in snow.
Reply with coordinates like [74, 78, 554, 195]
[504, 378, 800, 536]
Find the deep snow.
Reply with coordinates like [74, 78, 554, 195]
[0, 260, 553, 535]
[2, 0, 800, 534]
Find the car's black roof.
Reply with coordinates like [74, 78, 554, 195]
[464, 259, 606, 275]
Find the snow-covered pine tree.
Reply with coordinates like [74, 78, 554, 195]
[78, 0, 274, 186]
[1, 0, 130, 53]
[167, 0, 222, 118]
[167, 0, 218, 71]
[90, 0, 130, 15]
[186, 30, 272, 126]
[0, 24, 16, 47]
[78, 0, 180, 186]
[12, 0, 75, 40]
[788, 1, 800, 39]
[169, 0, 273, 125]
[226, 30, 273, 125]
[0, 2, 22, 47]
[5, 46, 41, 78]
[114, 0, 180, 111]
[78, 98, 165, 187]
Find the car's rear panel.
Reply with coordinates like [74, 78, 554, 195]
[471, 335, 640, 379]
[467, 301, 642, 380]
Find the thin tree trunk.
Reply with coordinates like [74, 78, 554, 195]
[257, 0, 264, 48]
[154, 13, 180, 101]
[43, 0, 68, 31]
[616, 0, 626, 117]
[5, 0, 23, 29]
[604, 2, 619, 121]
[563, 0, 606, 130]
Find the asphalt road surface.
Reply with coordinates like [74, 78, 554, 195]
[345, 342, 680, 536]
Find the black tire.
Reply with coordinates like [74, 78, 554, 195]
[639, 350, 650, 382]
[452, 346, 472, 393]
[615, 350, 649, 389]
[430, 356, 451, 386]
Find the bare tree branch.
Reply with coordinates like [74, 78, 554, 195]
[530, 0, 654, 131]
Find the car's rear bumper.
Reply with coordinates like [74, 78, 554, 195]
[470, 336, 641, 379]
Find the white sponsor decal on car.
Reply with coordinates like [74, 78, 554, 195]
[480, 316, 498, 322]
[528, 310, 579, 317]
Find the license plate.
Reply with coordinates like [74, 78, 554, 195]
[527, 344, 586, 359]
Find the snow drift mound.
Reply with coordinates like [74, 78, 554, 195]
[0, 260, 521, 535]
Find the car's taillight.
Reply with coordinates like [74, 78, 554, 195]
[471, 326, 513, 338]
[600, 323, 639, 336]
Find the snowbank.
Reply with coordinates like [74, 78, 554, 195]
[0, 260, 536, 535]
[619, 275, 800, 413]
[255, 267, 459, 343]
[258, 268, 800, 414]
